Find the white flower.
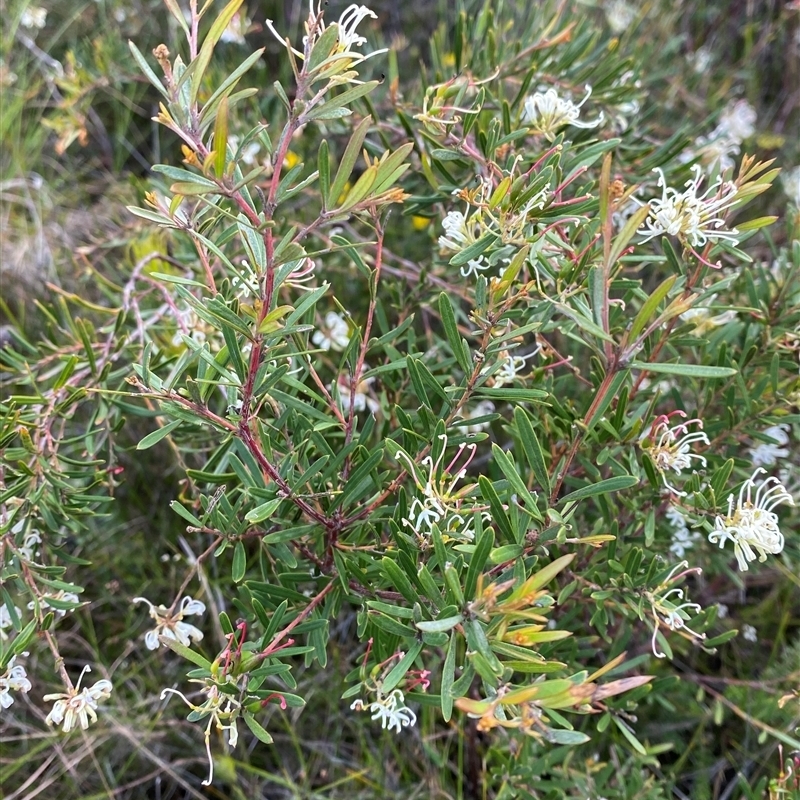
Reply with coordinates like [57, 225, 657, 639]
[161, 680, 242, 786]
[522, 85, 603, 141]
[132, 595, 205, 650]
[680, 295, 737, 334]
[395, 434, 479, 541]
[605, 1, 636, 34]
[18, 531, 42, 562]
[636, 165, 740, 251]
[693, 134, 741, 174]
[439, 210, 489, 278]
[350, 688, 416, 733]
[0, 603, 22, 641]
[717, 603, 729, 619]
[708, 468, 794, 571]
[782, 166, 800, 207]
[461, 401, 496, 434]
[643, 415, 709, 495]
[335, 373, 379, 414]
[666, 506, 701, 558]
[20, 6, 47, 29]
[742, 623, 758, 643]
[748, 424, 790, 467]
[485, 349, 535, 388]
[690, 47, 712, 74]
[312, 311, 350, 352]
[44, 666, 113, 732]
[0, 656, 32, 708]
[29, 590, 81, 617]
[717, 100, 756, 143]
[220, 10, 249, 44]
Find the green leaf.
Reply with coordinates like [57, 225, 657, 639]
[381, 557, 419, 604]
[137, 420, 182, 450]
[159, 637, 212, 669]
[610, 204, 650, 265]
[191, 0, 244, 105]
[382, 641, 423, 693]
[232, 541, 246, 583]
[441, 633, 457, 722]
[513, 407, 551, 497]
[128, 41, 170, 98]
[243, 712, 274, 744]
[491, 444, 543, 522]
[318, 140, 330, 211]
[628, 275, 678, 342]
[245, 499, 282, 524]
[329, 115, 371, 207]
[612, 716, 648, 755]
[478, 476, 516, 542]
[630, 362, 737, 378]
[415, 615, 463, 633]
[438, 293, 471, 374]
[213, 96, 229, 179]
[559, 475, 638, 505]
[449, 232, 497, 269]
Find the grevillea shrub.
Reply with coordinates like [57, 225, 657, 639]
[1, 1, 799, 797]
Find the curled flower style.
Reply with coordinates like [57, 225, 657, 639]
[350, 688, 417, 734]
[44, 666, 113, 732]
[132, 595, 206, 651]
[748, 424, 790, 468]
[648, 561, 706, 659]
[708, 468, 794, 571]
[643, 413, 709, 496]
[161, 680, 242, 786]
[312, 311, 350, 352]
[485, 348, 536, 388]
[636, 165, 740, 253]
[522, 85, 603, 141]
[395, 434, 479, 541]
[0, 655, 32, 709]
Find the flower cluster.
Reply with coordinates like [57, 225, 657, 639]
[521, 85, 603, 141]
[44, 666, 113, 732]
[708, 468, 794, 571]
[636, 165, 740, 253]
[693, 99, 756, 174]
[350, 688, 417, 733]
[132, 595, 206, 650]
[642, 413, 709, 496]
[395, 434, 480, 541]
